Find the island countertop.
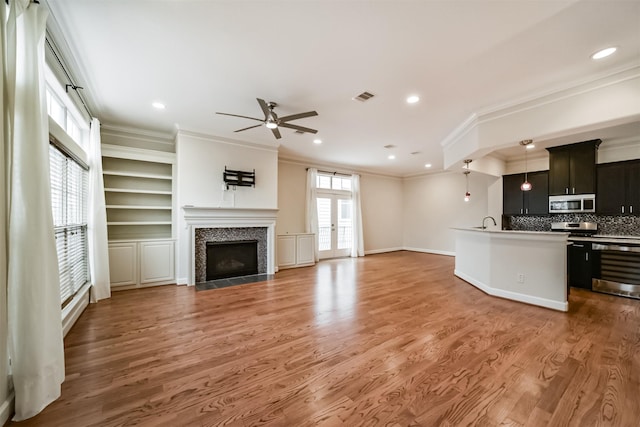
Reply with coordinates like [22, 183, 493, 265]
[453, 227, 568, 311]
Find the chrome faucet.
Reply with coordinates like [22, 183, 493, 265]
[482, 216, 497, 230]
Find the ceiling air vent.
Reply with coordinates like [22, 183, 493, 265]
[353, 91, 375, 102]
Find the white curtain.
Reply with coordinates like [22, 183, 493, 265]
[5, 1, 65, 421]
[305, 168, 319, 261]
[0, 0, 10, 416]
[88, 118, 111, 302]
[351, 174, 364, 257]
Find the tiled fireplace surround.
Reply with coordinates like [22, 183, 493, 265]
[182, 207, 278, 285]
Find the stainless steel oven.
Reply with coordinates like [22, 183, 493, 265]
[592, 242, 640, 299]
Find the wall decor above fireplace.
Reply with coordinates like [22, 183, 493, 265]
[223, 166, 255, 189]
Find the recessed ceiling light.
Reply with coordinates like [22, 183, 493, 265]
[425, 163, 432, 168]
[152, 102, 165, 109]
[406, 95, 420, 104]
[313, 139, 322, 144]
[591, 47, 617, 60]
[388, 155, 396, 160]
[526, 144, 535, 150]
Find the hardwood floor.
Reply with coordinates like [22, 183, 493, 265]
[8, 251, 640, 426]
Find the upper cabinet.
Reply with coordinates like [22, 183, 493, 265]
[503, 171, 549, 215]
[597, 159, 640, 215]
[547, 140, 600, 196]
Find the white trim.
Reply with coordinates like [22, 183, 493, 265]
[455, 270, 568, 312]
[100, 124, 175, 147]
[62, 282, 91, 337]
[176, 277, 189, 285]
[177, 129, 279, 152]
[101, 143, 176, 164]
[182, 207, 278, 285]
[403, 247, 455, 257]
[0, 392, 14, 426]
[364, 247, 403, 255]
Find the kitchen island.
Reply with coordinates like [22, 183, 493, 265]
[453, 228, 569, 311]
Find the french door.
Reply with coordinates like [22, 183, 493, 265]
[317, 194, 353, 259]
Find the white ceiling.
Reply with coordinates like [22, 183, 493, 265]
[45, 0, 640, 176]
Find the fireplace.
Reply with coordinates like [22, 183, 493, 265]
[182, 207, 278, 286]
[206, 240, 258, 280]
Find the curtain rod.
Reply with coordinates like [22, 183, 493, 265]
[306, 168, 352, 177]
[45, 36, 93, 120]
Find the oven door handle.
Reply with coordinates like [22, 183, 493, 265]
[592, 243, 640, 253]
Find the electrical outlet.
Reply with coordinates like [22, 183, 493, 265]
[517, 273, 525, 283]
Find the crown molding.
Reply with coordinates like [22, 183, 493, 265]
[441, 64, 640, 151]
[177, 129, 279, 153]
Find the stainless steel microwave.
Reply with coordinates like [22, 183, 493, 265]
[549, 194, 595, 213]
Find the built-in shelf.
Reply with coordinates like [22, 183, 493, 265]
[103, 170, 172, 180]
[107, 221, 172, 226]
[106, 205, 172, 210]
[104, 188, 172, 195]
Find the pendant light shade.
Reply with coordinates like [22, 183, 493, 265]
[463, 159, 472, 202]
[520, 140, 533, 192]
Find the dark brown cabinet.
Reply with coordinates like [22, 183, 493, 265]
[597, 159, 640, 215]
[547, 140, 599, 196]
[503, 170, 549, 215]
[568, 242, 592, 289]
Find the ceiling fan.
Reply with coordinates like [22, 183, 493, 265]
[216, 98, 318, 139]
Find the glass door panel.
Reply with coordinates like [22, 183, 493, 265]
[317, 195, 352, 259]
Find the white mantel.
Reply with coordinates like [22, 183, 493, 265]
[182, 206, 278, 285]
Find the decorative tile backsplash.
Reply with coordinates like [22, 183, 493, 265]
[194, 227, 268, 283]
[505, 214, 640, 236]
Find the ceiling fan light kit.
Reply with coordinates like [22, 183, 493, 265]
[216, 98, 318, 139]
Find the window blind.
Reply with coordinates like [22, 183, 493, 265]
[49, 143, 89, 306]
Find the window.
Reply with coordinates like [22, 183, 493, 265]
[316, 173, 352, 190]
[50, 143, 89, 307]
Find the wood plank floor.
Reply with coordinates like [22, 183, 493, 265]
[8, 251, 640, 426]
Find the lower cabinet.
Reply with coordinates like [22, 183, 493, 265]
[108, 239, 175, 290]
[568, 242, 592, 290]
[277, 233, 315, 269]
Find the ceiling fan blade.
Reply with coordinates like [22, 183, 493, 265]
[279, 123, 318, 134]
[216, 112, 264, 122]
[271, 127, 281, 139]
[278, 111, 318, 123]
[234, 124, 263, 132]
[257, 98, 271, 119]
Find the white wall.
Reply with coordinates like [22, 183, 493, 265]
[276, 160, 404, 254]
[175, 131, 279, 283]
[360, 173, 403, 253]
[403, 171, 498, 255]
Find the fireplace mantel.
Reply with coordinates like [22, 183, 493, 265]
[182, 206, 278, 285]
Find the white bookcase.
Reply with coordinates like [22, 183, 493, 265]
[102, 143, 176, 289]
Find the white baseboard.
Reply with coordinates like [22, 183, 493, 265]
[62, 283, 90, 337]
[364, 247, 403, 255]
[176, 277, 189, 285]
[403, 247, 455, 257]
[0, 391, 14, 426]
[455, 269, 568, 312]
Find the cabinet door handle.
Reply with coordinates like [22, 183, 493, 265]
[572, 187, 575, 194]
[520, 208, 523, 214]
[573, 244, 584, 248]
[565, 187, 569, 194]
[622, 206, 625, 214]
[631, 206, 633, 214]
[585, 253, 589, 261]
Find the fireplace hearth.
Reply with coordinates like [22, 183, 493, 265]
[206, 240, 258, 280]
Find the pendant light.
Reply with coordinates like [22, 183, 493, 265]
[463, 159, 472, 202]
[520, 140, 533, 191]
